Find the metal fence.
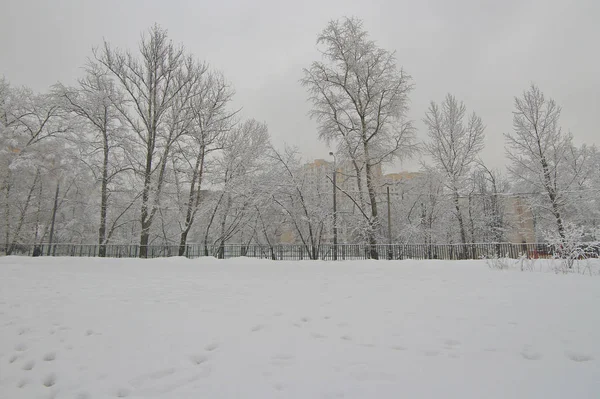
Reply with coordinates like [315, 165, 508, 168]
[4, 242, 598, 260]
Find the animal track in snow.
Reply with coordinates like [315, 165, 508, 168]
[340, 335, 352, 341]
[116, 388, 130, 397]
[22, 360, 35, 370]
[15, 343, 27, 351]
[17, 327, 29, 336]
[251, 324, 264, 332]
[205, 343, 219, 352]
[390, 345, 406, 351]
[566, 352, 593, 362]
[17, 378, 29, 388]
[521, 349, 542, 360]
[43, 352, 56, 361]
[43, 373, 57, 387]
[190, 354, 208, 365]
[9, 353, 20, 363]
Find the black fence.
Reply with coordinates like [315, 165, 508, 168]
[4, 242, 598, 261]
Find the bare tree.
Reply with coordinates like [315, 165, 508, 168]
[302, 17, 415, 259]
[424, 94, 485, 253]
[94, 25, 206, 257]
[172, 71, 237, 255]
[202, 120, 270, 257]
[269, 146, 331, 260]
[53, 64, 131, 256]
[0, 82, 69, 253]
[505, 85, 581, 242]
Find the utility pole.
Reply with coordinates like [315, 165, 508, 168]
[329, 152, 338, 260]
[387, 185, 392, 259]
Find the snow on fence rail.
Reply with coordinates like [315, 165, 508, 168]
[3, 242, 599, 260]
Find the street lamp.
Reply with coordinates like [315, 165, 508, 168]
[329, 152, 338, 260]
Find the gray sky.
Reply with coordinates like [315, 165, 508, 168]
[2, 0, 599, 172]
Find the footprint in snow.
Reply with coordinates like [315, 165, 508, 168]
[190, 354, 208, 365]
[521, 350, 542, 360]
[15, 343, 27, 351]
[43, 373, 57, 387]
[566, 352, 593, 362]
[17, 378, 29, 388]
[205, 343, 219, 352]
[9, 354, 21, 363]
[17, 327, 29, 336]
[22, 360, 35, 370]
[251, 324, 264, 332]
[43, 352, 56, 362]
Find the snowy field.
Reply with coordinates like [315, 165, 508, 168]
[1, 257, 599, 399]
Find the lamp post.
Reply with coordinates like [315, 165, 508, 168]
[329, 152, 338, 260]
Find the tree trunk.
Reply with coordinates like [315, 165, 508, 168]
[453, 191, 467, 259]
[4, 178, 10, 253]
[98, 139, 109, 257]
[8, 171, 40, 255]
[139, 137, 155, 258]
[363, 145, 379, 260]
[178, 146, 205, 256]
[47, 181, 60, 256]
[178, 230, 189, 257]
[139, 225, 150, 258]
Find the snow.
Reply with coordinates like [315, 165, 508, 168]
[1, 257, 599, 399]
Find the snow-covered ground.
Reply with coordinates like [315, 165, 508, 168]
[1, 257, 599, 399]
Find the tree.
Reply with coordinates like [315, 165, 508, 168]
[424, 94, 485, 253]
[0, 81, 69, 253]
[269, 146, 331, 260]
[202, 119, 270, 257]
[302, 17, 415, 259]
[505, 85, 584, 243]
[171, 70, 237, 256]
[53, 64, 130, 256]
[94, 25, 206, 257]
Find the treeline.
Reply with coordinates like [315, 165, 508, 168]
[1, 20, 598, 258]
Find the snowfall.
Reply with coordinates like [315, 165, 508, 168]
[1, 256, 599, 399]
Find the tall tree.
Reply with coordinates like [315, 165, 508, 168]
[172, 70, 236, 255]
[505, 85, 584, 242]
[53, 64, 129, 256]
[94, 25, 206, 257]
[424, 94, 485, 251]
[302, 17, 415, 259]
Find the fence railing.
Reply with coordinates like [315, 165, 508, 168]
[3, 242, 598, 260]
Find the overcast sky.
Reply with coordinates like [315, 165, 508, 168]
[1, 0, 598, 172]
